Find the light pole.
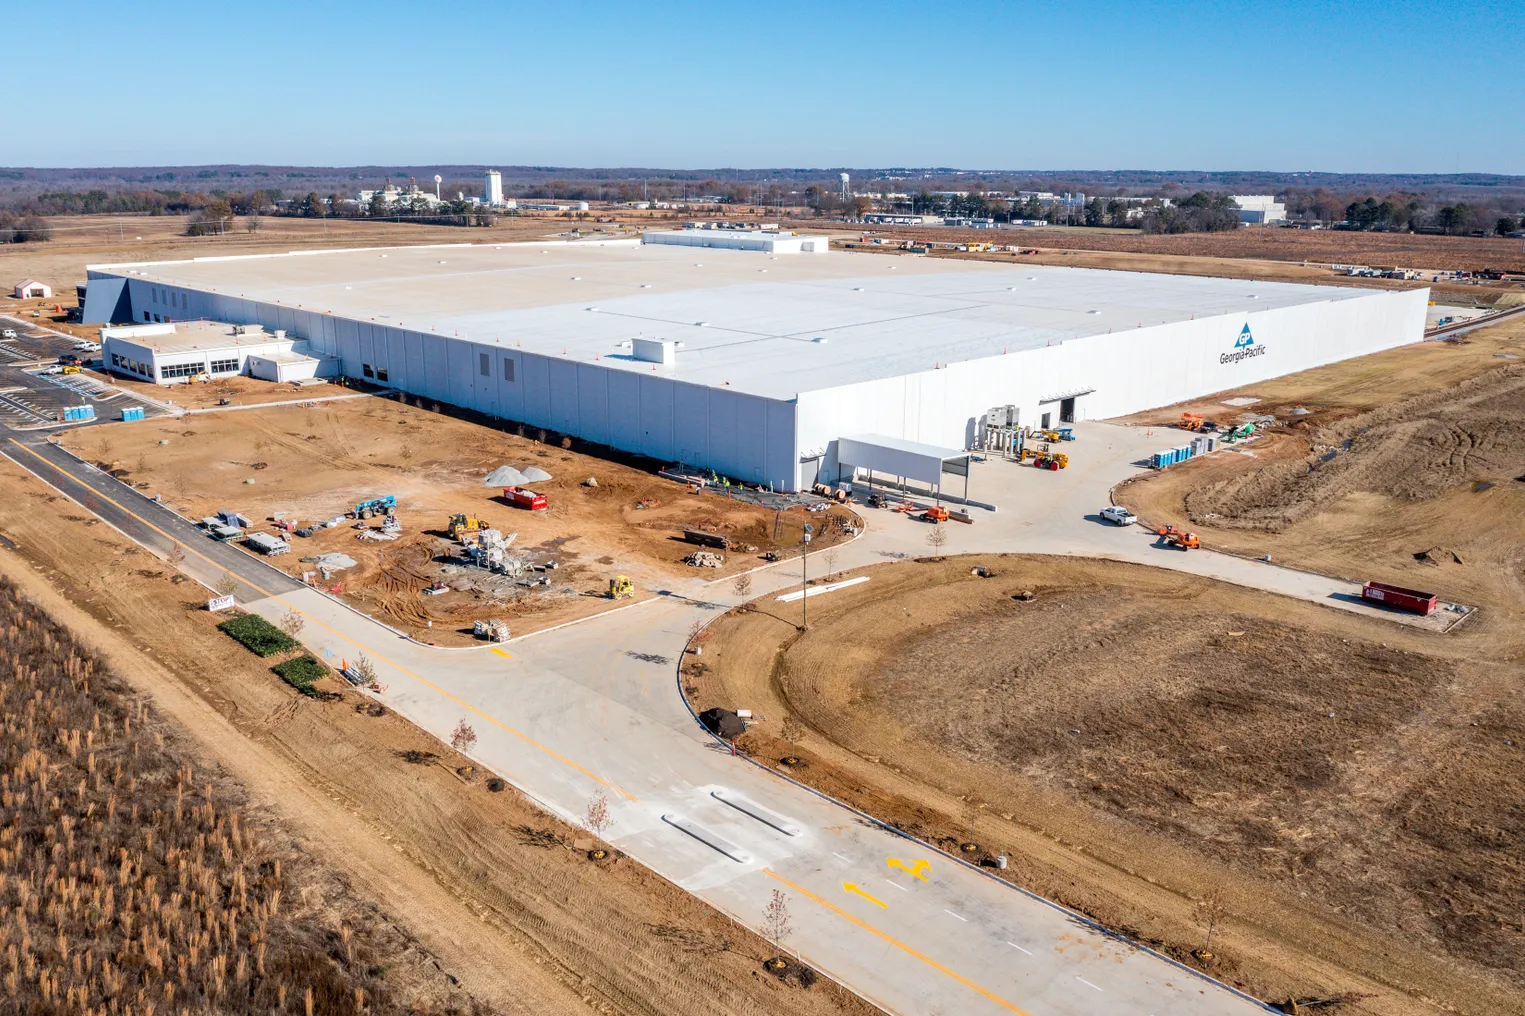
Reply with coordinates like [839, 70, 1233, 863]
[800, 524, 813, 630]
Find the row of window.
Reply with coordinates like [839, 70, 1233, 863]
[210, 358, 240, 374]
[110, 353, 150, 377]
[150, 287, 187, 310]
[160, 362, 204, 380]
[361, 363, 389, 382]
[478, 352, 516, 382]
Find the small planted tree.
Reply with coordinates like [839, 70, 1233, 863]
[763, 889, 793, 966]
[278, 610, 305, 637]
[214, 573, 238, 598]
[732, 571, 753, 600]
[822, 548, 839, 581]
[1194, 890, 1227, 959]
[779, 715, 805, 764]
[585, 791, 612, 840]
[925, 524, 948, 555]
[450, 719, 478, 754]
[351, 654, 378, 687]
[961, 792, 983, 849]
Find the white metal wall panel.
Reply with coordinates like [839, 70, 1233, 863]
[421, 334, 450, 403]
[473, 344, 500, 418]
[708, 389, 739, 475]
[607, 370, 641, 451]
[672, 383, 709, 465]
[498, 351, 524, 421]
[637, 374, 675, 461]
[576, 363, 610, 444]
[445, 339, 474, 407]
[548, 359, 580, 434]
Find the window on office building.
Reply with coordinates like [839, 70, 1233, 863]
[479, 352, 490, 376]
[209, 358, 239, 374]
[503, 358, 515, 382]
[362, 363, 374, 378]
[159, 362, 206, 380]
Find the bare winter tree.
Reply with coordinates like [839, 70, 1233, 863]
[925, 524, 949, 554]
[278, 610, 305, 637]
[763, 888, 793, 964]
[732, 571, 753, 599]
[1194, 890, 1227, 957]
[585, 791, 612, 840]
[450, 720, 478, 754]
[780, 714, 805, 755]
[214, 573, 238, 598]
[823, 548, 839, 580]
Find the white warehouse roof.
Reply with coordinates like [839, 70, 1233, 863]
[91, 240, 1373, 402]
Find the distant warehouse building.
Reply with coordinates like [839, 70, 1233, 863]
[82, 233, 1426, 492]
[1233, 195, 1288, 224]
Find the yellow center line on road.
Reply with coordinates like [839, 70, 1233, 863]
[490, 647, 513, 659]
[7, 438, 637, 802]
[761, 868, 1033, 1016]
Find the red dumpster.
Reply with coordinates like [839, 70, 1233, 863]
[503, 486, 548, 511]
[1361, 581, 1437, 616]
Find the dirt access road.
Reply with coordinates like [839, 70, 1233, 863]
[59, 396, 855, 644]
[0, 452, 881, 1016]
[693, 554, 1522, 1015]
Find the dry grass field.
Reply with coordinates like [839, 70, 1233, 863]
[0, 576, 485, 1015]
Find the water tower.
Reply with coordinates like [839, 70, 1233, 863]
[839, 172, 850, 202]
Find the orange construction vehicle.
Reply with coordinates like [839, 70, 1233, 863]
[1156, 525, 1200, 550]
[921, 505, 950, 523]
[1179, 413, 1206, 431]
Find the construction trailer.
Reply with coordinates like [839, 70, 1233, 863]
[82, 239, 1428, 492]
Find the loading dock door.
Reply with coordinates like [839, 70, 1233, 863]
[1039, 386, 1095, 426]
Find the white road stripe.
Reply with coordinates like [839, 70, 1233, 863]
[1075, 976, 1103, 992]
[884, 879, 908, 891]
[831, 851, 851, 862]
[943, 909, 967, 922]
[1006, 941, 1031, 955]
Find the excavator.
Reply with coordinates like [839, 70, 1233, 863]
[1156, 524, 1200, 550]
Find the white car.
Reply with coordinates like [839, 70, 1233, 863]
[1100, 506, 1137, 526]
[1, 328, 16, 340]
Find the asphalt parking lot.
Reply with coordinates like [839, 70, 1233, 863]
[0, 315, 164, 429]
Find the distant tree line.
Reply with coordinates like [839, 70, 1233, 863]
[0, 213, 50, 242]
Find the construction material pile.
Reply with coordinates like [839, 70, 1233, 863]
[684, 551, 725, 568]
[484, 464, 554, 486]
[301, 552, 357, 580]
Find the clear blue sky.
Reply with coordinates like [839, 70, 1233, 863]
[19, 0, 1523, 173]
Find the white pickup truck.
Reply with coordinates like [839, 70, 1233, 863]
[1100, 505, 1137, 526]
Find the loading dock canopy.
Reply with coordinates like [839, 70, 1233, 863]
[838, 433, 969, 487]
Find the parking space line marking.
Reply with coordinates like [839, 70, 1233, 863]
[6, 438, 638, 803]
[944, 909, 967, 922]
[1076, 977, 1103, 992]
[831, 851, 851, 862]
[762, 868, 1033, 1016]
[1006, 941, 1031, 955]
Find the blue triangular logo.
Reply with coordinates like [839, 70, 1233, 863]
[1234, 324, 1255, 349]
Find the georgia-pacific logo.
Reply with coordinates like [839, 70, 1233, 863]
[1221, 324, 1266, 365]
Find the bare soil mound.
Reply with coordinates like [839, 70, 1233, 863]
[1181, 365, 1525, 529]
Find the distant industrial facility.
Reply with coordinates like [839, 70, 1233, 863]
[84, 234, 1425, 491]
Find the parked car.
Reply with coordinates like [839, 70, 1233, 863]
[0, 328, 16, 340]
[1100, 506, 1137, 526]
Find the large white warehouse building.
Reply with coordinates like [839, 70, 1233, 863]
[83, 236, 1426, 492]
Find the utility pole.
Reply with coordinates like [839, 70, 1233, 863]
[800, 524, 813, 630]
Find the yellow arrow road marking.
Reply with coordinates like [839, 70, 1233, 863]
[762, 869, 1032, 1016]
[6, 438, 635, 802]
[887, 858, 930, 880]
[490, 647, 513, 659]
[842, 882, 888, 908]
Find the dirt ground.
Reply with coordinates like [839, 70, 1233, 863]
[0, 452, 880, 1016]
[693, 555, 1524, 1015]
[1117, 313, 1525, 611]
[57, 396, 856, 644]
[824, 224, 1525, 305]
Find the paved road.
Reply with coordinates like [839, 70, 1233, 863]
[3, 417, 1373, 1015]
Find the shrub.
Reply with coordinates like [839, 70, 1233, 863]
[219, 612, 299, 656]
[271, 654, 330, 696]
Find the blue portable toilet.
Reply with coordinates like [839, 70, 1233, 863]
[120, 406, 145, 422]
